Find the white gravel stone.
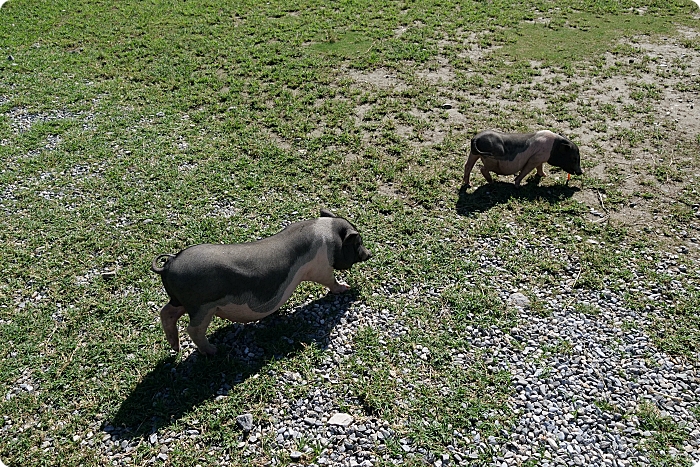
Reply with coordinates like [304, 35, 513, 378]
[328, 413, 354, 427]
[509, 292, 531, 308]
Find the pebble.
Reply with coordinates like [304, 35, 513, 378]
[236, 413, 253, 432]
[328, 413, 354, 427]
[509, 292, 531, 308]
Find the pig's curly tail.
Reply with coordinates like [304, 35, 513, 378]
[151, 254, 176, 274]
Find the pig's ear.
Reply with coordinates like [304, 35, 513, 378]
[334, 228, 363, 270]
[343, 229, 359, 243]
[320, 208, 337, 218]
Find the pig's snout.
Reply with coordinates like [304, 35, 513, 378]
[361, 247, 373, 262]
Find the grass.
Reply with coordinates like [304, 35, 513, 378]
[1, 0, 699, 466]
[637, 401, 692, 467]
[497, 11, 684, 65]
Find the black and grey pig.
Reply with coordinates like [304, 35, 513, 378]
[151, 209, 372, 355]
[462, 130, 583, 188]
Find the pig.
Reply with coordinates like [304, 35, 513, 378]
[151, 209, 372, 355]
[462, 130, 583, 188]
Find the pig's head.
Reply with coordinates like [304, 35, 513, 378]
[321, 208, 373, 270]
[549, 136, 583, 176]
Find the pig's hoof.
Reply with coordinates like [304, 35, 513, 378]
[330, 282, 350, 294]
[165, 334, 181, 352]
[198, 344, 218, 356]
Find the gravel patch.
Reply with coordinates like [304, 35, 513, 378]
[500, 298, 697, 467]
[80, 233, 699, 467]
[96, 294, 410, 466]
[475, 235, 699, 467]
[4, 369, 38, 401]
[5, 107, 77, 134]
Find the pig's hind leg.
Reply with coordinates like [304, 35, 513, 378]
[462, 152, 481, 187]
[480, 166, 494, 184]
[160, 303, 187, 352]
[186, 307, 218, 356]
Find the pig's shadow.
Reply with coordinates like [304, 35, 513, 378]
[107, 292, 355, 440]
[455, 177, 580, 216]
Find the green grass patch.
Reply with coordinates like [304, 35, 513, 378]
[498, 9, 691, 66]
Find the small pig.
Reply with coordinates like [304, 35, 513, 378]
[151, 209, 372, 355]
[462, 130, 583, 188]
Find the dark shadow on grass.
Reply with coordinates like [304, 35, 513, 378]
[455, 178, 580, 216]
[107, 292, 355, 440]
